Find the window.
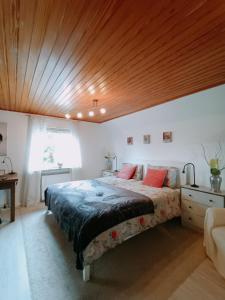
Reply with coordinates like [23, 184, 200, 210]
[27, 118, 82, 173]
[42, 128, 80, 170]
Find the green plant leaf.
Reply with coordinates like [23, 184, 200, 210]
[211, 168, 221, 176]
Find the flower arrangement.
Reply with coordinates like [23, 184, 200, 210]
[201, 143, 225, 176]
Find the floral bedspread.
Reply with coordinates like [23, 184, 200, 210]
[83, 177, 181, 265]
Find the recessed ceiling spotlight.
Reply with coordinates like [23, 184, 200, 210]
[88, 85, 95, 95]
[88, 111, 94, 117]
[65, 113, 71, 119]
[100, 108, 106, 114]
[77, 112, 83, 119]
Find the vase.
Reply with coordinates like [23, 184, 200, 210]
[210, 175, 222, 193]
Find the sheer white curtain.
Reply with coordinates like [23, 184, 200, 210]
[22, 116, 47, 206]
[68, 121, 82, 180]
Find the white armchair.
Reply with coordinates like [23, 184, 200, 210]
[204, 207, 225, 279]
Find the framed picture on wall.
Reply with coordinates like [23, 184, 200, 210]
[143, 134, 150, 144]
[0, 122, 7, 156]
[163, 131, 172, 143]
[127, 136, 133, 145]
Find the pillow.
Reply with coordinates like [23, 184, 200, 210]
[122, 163, 143, 180]
[143, 168, 168, 188]
[147, 164, 179, 188]
[117, 164, 137, 180]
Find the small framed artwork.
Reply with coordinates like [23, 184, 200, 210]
[143, 134, 150, 144]
[163, 131, 172, 143]
[127, 136, 133, 145]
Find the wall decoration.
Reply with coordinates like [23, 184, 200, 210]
[127, 137, 133, 145]
[0, 123, 7, 155]
[163, 131, 172, 143]
[143, 134, 151, 144]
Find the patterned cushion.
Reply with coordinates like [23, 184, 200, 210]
[122, 163, 143, 180]
[143, 168, 168, 188]
[147, 165, 179, 188]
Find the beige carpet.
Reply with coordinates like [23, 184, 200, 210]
[19, 206, 207, 300]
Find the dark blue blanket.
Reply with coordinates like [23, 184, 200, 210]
[45, 179, 154, 269]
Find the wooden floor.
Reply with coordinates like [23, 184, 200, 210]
[169, 259, 225, 300]
[0, 206, 225, 300]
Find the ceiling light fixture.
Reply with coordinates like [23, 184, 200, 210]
[87, 99, 106, 118]
[65, 113, 71, 119]
[88, 111, 94, 117]
[76, 99, 106, 119]
[77, 112, 83, 119]
[100, 108, 106, 114]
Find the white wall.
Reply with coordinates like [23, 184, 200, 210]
[102, 85, 225, 190]
[0, 111, 28, 207]
[78, 122, 108, 179]
[0, 84, 224, 207]
[0, 112, 107, 206]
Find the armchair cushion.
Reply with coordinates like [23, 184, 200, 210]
[204, 207, 225, 279]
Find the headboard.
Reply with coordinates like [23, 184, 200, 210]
[122, 159, 186, 186]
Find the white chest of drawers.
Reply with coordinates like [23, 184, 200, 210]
[181, 185, 225, 231]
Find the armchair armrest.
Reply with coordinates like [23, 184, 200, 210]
[205, 208, 225, 230]
[204, 208, 225, 256]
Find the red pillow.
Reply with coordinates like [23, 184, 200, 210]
[143, 168, 168, 188]
[117, 165, 137, 180]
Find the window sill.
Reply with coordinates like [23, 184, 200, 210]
[41, 168, 71, 176]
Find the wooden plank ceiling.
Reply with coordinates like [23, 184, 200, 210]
[0, 0, 225, 123]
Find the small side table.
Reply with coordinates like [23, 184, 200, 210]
[0, 173, 18, 222]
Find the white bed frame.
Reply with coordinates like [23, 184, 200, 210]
[83, 265, 91, 281]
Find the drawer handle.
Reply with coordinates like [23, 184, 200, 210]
[188, 206, 192, 209]
[188, 217, 192, 221]
[188, 194, 192, 197]
[209, 199, 214, 203]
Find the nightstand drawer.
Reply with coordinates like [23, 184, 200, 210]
[182, 188, 224, 208]
[181, 198, 207, 217]
[182, 211, 204, 230]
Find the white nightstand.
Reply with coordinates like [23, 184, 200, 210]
[181, 185, 225, 231]
[102, 170, 118, 177]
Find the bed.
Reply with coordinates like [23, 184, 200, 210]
[45, 164, 181, 281]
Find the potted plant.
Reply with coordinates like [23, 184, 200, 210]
[202, 143, 225, 193]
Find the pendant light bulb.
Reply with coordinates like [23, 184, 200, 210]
[88, 111, 94, 117]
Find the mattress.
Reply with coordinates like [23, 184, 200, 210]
[83, 177, 181, 265]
